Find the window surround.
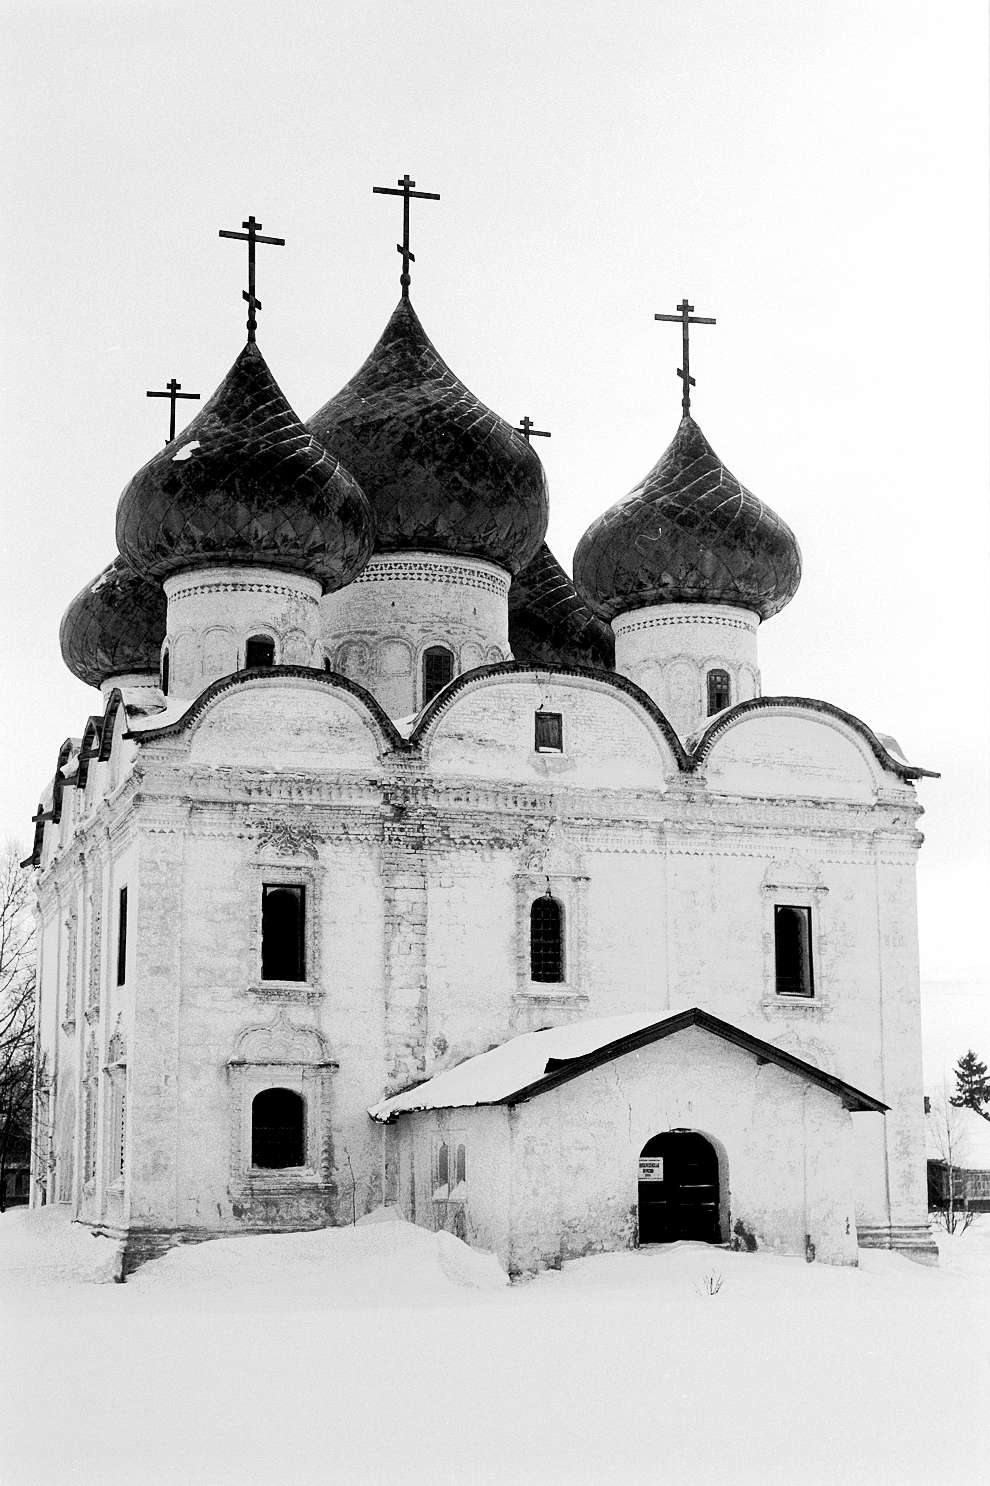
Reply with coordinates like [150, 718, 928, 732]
[247, 859, 323, 1003]
[760, 866, 828, 1015]
[513, 867, 589, 1007]
[227, 1011, 336, 1196]
[431, 1133, 467, 1205]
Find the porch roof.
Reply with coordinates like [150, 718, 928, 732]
[369, 1007, 888, 1121]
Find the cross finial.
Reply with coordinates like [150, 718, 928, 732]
[218, 215, 286, 342]
[146, 378, 201, 444]
[372, 174, 440, 298]
[654, 298, 717, 416]
[517, 416, 551, 443]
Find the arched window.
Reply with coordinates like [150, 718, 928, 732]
[530, 896, 564, 983]
[245, 635, 276, 669]
[422, 646, 454, 705]
[161, 647, 170, 695]
[707, 668, 731, 715]
[251, 1088, 305, 1168]
[261, 884, 306, 981]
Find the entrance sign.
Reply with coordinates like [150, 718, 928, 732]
[638, 1157, 664, 1181]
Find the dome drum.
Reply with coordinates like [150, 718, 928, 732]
[613, 602, 761, 737]
[322, 551, 511, 717]
[164, 566, 323, 696]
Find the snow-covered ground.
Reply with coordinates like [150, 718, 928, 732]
[1, 1209, 987, 1486]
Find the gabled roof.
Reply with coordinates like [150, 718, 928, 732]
[369, 1007, 888, 1120]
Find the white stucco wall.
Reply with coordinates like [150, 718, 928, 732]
[612, 603, 761, 737]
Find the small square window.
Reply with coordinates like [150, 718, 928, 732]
[534, 711, 563, 752]
[774, 905, 814, 997]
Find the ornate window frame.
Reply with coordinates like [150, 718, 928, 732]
[513, 865, 589, 1009]
[227, 1010, 337, 1196]
[103, 1019, 127, 1193]
[247, 846, 324, 1004]
[760, 860, 829, 1017]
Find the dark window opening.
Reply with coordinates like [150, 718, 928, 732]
[161, 649, 170, 695]
[534, 711, 563, 752]
[246, 636, 276, 669]
[422, 646, 454, 705]
[455, 1143, 466, 1185]
[437, 1141, 449, 1187]
[707, 668, 731, 715]
[116, 886, 128, 986]
[251, 1088, 305, 1169]
[262, 885, 306, 981]
[774, 905, 814, 997]
[530, 896, 564, 983]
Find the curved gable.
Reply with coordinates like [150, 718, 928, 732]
[696, 700, 889, 801]
[135, 669, 403, 770]
[414, 664, 682, 787]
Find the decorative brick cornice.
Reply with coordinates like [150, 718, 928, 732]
[167, 579, 320, 605]
[354, 555, 510, 598]
[613, 611, 757, 636]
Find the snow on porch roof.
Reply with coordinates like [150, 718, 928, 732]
[369, 1007, 888, 1121]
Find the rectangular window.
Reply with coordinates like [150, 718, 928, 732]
[534, 711, 563, 752]
[261, 884, 306, 981]
[116, 887, 128, 986]
[774, 905, 814, 997]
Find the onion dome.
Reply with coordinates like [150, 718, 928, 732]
[509, 544, 614, 671]
[60, 556, 166, 688]
[116, 343, 374, 591]
[307, 298, 548, 576]
[573, 416, 801, 623]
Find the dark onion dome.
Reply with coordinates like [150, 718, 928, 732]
[307, 298, 548, 576]
[509, 543, 615, 671]
[116, 343, 374, 591]
[60, 556, 166, 688]
[573, 415, 802, 623]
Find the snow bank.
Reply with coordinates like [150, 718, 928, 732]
[122, 1209, 508, 1308]
[0, 1207, 120, 1287]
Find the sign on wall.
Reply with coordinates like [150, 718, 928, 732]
[638, 1158, 664, 1181]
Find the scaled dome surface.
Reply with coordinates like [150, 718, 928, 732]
[60, 556, 166, 688]
[573, 415, 801, 623]
[307, 297, 549, 576]
[116, 343, 374, 591]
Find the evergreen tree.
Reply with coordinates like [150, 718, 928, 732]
[949, 1049, 990, 1120]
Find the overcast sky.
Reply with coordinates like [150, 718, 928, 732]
[1, 0, 987, 987]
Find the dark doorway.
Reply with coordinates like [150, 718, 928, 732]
[638, 1130, 721, 1244]
[251, 1088, 305, 1168]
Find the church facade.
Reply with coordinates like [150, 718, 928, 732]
[27, 208, 938, 1275]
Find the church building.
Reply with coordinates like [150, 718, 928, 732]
[27, 187, 939, 1276]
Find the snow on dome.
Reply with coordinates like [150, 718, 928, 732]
[59, 555, 166, 689]
[116, 343, 374, 592]
[307, 297, 548, 576]
[573, 415, 802, 623]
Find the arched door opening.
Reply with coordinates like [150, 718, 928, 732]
[638, 1130, 721, 1244]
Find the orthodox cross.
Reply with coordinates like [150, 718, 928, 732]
[654, 298, 716, 416]
[218, 215, 285, 343]
[517, 416, 551, 443]
[372, 174, 440, 298]
[146, 378, 201, 444]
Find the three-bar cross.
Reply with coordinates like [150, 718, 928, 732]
[372, 174, 440, 297]
[654, 299, 717, 416]
[218, 215, 285, 342]
[146, 378, 201, 444]
[517, 416, 551, 443]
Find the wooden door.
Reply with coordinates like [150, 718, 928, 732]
[638, 1131, 720, 1244]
